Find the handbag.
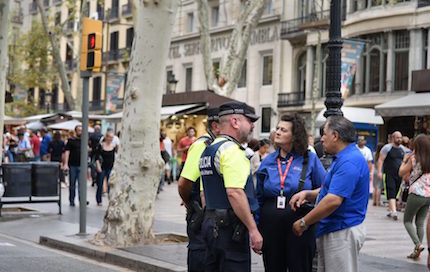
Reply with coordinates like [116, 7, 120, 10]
[294, 151, 315, 216]
[24, 150, 35, 160]
[402, 172, 424, 202]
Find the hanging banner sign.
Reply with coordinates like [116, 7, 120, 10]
[105, 72, 124, 115]
[341, 40, 364, 99]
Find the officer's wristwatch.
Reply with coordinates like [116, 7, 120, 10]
[300, 218, 309, 231]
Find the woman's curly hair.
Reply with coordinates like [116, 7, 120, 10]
[279, 113, 308, 155]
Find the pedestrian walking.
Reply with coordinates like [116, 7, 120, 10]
[377, 131, 407, 220]
[256, 114, 326, 272]
[199, 102, 262, 271]
[95, 130, 116, 206]
[48, 131, 66, 186]
[250, 139, 270, 188]
[63, 125, 87, 206]
[178, 108, 220, 272]
[177, 126, 196, 173]
[290, 116, 369, 272]
[16, 132, 32, 162]
[29, 130, 41, 161]
[399, 134, 430, 260]
[40, 127, 52, 161]
[89, 125, 103, 187]
[372, 144, 384, 206]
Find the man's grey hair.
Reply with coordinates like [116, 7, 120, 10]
[325, 116, 356, 143]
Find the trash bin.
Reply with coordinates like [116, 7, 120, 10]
[2, 163, 32, 197]
[32, 162, 60, 197]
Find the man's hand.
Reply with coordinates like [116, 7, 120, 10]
[292, 220, 305, 237]
[249, 228, 263, 255]
[377, 171, 382, 181]
[289, 191, 308, 211]
[63, 165, 69, 171]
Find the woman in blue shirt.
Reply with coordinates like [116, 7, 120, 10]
[256, 114, 326, 272]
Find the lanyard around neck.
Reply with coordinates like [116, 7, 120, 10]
[277, 156, 293, 195]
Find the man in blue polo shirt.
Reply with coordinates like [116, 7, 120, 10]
[290, 116, 369, 272]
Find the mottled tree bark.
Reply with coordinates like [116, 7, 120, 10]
[0, 0, 10, 160]
[93, 0, 178, 247]
[197, 0, 269, 97]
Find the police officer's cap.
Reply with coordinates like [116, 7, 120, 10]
[207, 108, 219, 122]
[218, 102, 259, 123]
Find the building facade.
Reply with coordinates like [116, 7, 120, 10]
[10, 0, 430, 139]
[280, 0, 430, 139]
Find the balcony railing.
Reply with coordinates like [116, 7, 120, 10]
[418, 0, 430, 7]
[90, 100, 104, 112]
[53, 0, 61, 5]
[104, 48, 130, 63]
[122, 3, 132, 17]
[109, 7, 119, 20]
[277, 92, 305, 107]
[29, 2, 37, 14]
[281, 10, 330, 38]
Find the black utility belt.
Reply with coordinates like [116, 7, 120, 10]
[205, 209, 237, 227]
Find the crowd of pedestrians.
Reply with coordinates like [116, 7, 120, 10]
[2, 124, 120, 208]
[173, 101, 430, 272]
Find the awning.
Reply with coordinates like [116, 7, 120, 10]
[375, 92, 430, 117]
[316, 107, 384, 125]
[48, 119, 94, 133]
[100, 103, 204, 121]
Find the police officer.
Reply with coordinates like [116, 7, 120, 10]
[200, 102, 263, 272]
[178, 108, 220, 272]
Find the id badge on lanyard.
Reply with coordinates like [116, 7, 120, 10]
[277, 156, 293, 209]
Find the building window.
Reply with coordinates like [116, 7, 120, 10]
[238, 60, 247, 88]
[394, 30, 409, 91]
[261, 107, 271, 133]
[93, 77, 101, 105]
[262, 54, 273, 86]
[187, 13, 194, 33]
[111, 0, 119, 18]
[28, 88, 35, 103]
[424, 29, 428, 69]
[126, 27, 134, 48]
[211, 6, 219, 27]
[185, 66, 192, 92]
[297, 52, 306, 96]
[97, 2, 104, 20]
[86, 1, 90, 17]
[266, 0, 273, 15]
[39, 89, 45, 109]
[166, 70, 173, 94]
[368, 49, 381, 92]
[358, 32, 388, 93]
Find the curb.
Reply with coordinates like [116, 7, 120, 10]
[40, 234, 187, 272]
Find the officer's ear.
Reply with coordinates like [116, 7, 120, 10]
[231, 115, 240, 129]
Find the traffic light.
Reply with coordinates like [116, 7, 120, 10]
[81, 18, 102, 73]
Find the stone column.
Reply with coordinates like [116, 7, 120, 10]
[409, 29, 423, 90]
[386, 31, 394, 93]
[306, 46, 314, 102]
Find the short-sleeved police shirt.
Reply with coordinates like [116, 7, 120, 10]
[212, 137, 249, 189]
[180, 136, 209, 182]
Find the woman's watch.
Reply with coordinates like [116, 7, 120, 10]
[300, 218, 309, 231]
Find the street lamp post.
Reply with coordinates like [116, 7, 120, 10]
[45, 90, 52, 113]
[167, 74, 178, 94]
[324, 0, 343, 118]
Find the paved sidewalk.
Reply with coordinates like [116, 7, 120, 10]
[0, 181, 428, 271]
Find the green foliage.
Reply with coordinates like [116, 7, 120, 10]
[5, 101, 46, 117]
[8, 20, 56, 91]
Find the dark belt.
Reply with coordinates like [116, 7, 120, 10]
[205, 209, 236, 227]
